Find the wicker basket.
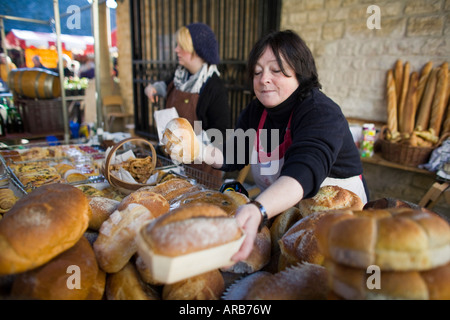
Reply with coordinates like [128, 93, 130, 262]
[378, 126, 448, 167]
[102, 137, 157, 194]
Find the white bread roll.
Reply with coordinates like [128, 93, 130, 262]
[0, 184, 90, 275]
[162, 117, 200, 163]
[162, 269, 225, 300]
[298, 185, 363, 218]
[139, 203, 243, 257]
[315, 208, 450, 271]
[11, 236, 99, 300]
[326, 259, 450, 300]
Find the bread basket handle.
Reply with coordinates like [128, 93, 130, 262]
[103, 137, 157, 184]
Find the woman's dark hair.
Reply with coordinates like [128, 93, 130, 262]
[247, 30, 321, 95]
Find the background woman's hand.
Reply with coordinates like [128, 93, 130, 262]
[144, 84, 159, 103]
[231, 203, 261, 262]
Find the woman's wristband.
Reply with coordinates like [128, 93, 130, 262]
[249, 200, 268, 232]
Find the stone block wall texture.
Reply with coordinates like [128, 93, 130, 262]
[280, 0, 450, 122]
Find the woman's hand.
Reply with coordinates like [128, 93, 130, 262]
[231, 203, 262, 262]
[144, 84, 158, 103]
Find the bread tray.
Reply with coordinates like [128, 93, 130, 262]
[136, 226, 245, 284]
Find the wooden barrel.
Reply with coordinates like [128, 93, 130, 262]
[8, 68, 61, 99]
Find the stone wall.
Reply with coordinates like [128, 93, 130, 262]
[280, 0, 450, 122]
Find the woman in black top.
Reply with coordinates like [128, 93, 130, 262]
[164, 30, 367, 262]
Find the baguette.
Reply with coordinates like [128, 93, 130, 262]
[429, 63, 449, 136]
[386, 69, 399, 137]
[398, 61, 410, 133]
[402, 71, 419, 134]
[416, 61, 433, 110]
[394, 59, 403, 106]
[415, 68, 438, 131]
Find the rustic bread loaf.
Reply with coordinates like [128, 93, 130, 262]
[141, 178, 201, 202]
[0, 183, 90, 275]
[162, 269, 225, 300]
[298, 185, 363, 218]
[162, 117, 200, 163]
[105, 262, 160, 300]
[10, 236, 98, 300]
[88, 196, 120, 231]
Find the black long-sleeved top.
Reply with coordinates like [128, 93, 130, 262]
[221, 87, 363, 198]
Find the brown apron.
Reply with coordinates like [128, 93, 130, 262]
[165, 81, 223, 187]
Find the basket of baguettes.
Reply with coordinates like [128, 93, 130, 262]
[381, 60, 450, 167]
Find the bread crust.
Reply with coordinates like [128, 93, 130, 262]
[162, 117, 200, 163]
[0, 184, 90, 275]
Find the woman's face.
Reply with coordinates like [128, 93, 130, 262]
[175, 41, 192, 68]
[253, 47, 299, 108]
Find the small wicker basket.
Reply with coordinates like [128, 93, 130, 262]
[378, 126, 449, 167]
[102, 137, 158, 194]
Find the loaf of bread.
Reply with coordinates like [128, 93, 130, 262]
[402, 71, 419, 134]
[398, 61, 410, 133]
[278, 211, 330, 270]
[85, 268, 106, 300]
[135, 254, 164, 286]
[325, 259, 450, 300]
[105, 262, 160, 300]
[88, 196, 120, 231]
[416, 61, 434, 112]
[117, 189, 170, 214]
[93, 191, 169, 273]
[298, 185, 363, 218]
[416, 68, 438, 131]
[0, 184, 90, 275]
[162, 269, 225, 300]
[222, 271, 273, 300]
[142, 178, 201, 203]
[172, 189, 242, 216]
[162, 117, 200, 163]
[244, 263, 330, 300]
[386, 69, 398, 138]
[139, 203, 243, 257]
[10, 236, 99, 300]
[429, 63, 448, 136]
[316, 208, 450, 271]
[221, 226, 271, 274]
[394, 59, 404, 105]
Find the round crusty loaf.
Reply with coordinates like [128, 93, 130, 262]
[325, 259, 450, 300]
[298, 185, 364, 218]
[0, 183, 90, 275]
[139, 203, 243, 257]
[105, 262, 160, 300]
[94, 196, 169, 273]
[10, 236, 99, 300]
[162, 117, 200, 163]
[315, 208, 450, 271]
[162, 269, 225, 300]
